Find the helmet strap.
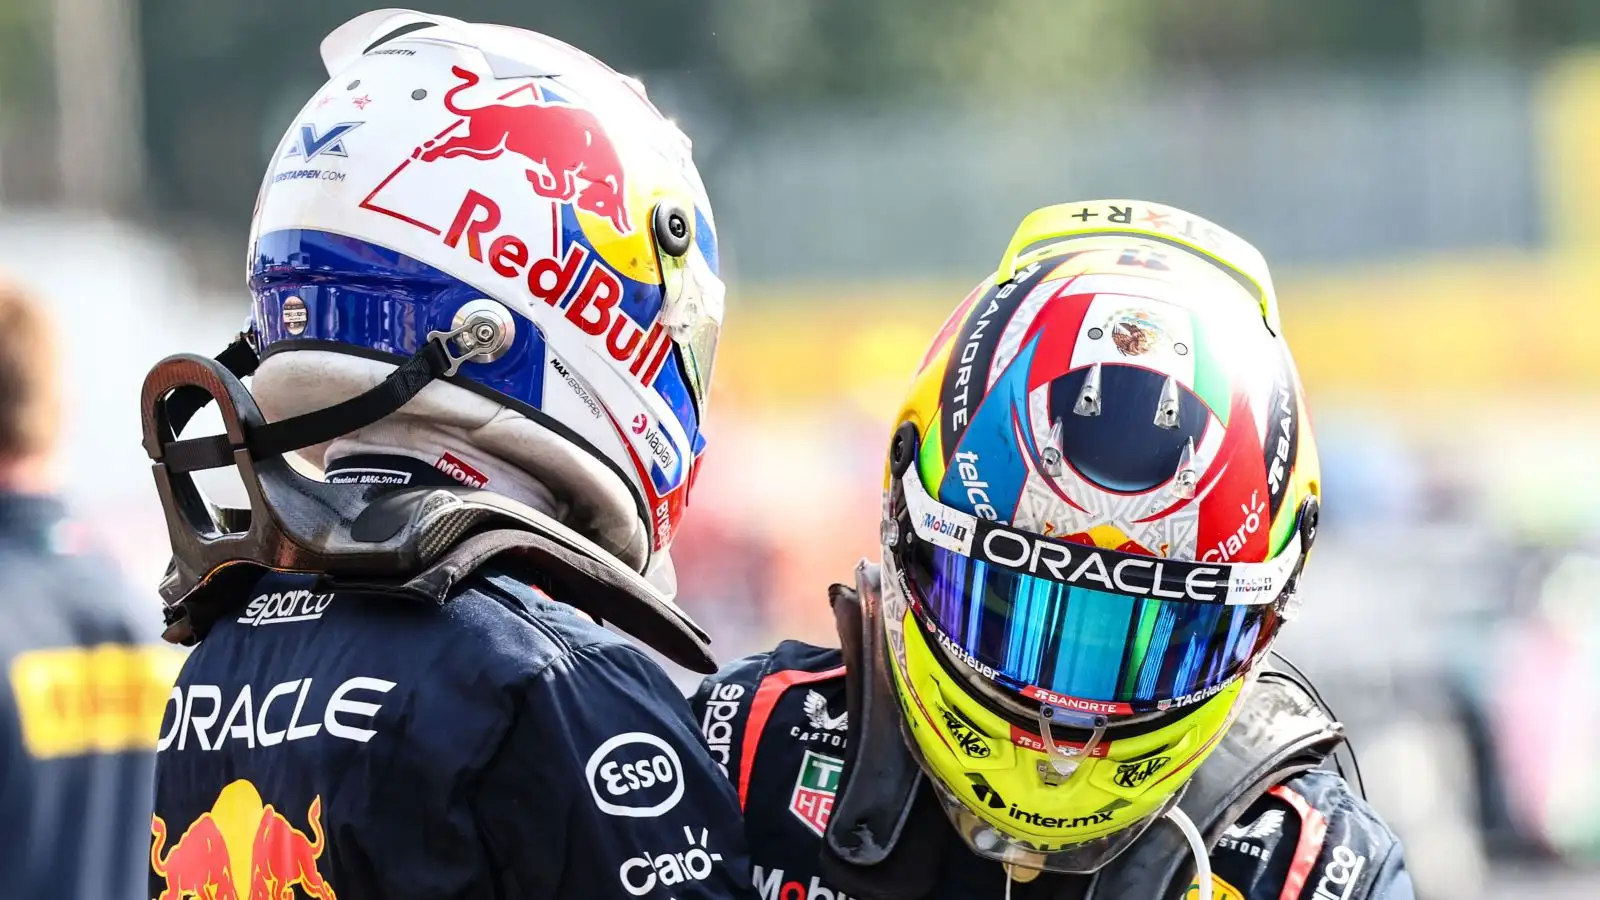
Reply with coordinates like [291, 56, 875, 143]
[156, 334, 451, 474]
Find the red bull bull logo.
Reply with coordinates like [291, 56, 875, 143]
[417, 65, 632, 233]
[152, 780, 335, 900]
[151, 813, 238, 900]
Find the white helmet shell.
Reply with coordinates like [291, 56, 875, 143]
[246, 10, 724, 582]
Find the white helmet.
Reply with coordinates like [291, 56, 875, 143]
[245, 9, 724, 591]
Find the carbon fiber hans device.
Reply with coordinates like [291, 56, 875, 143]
[140, 347, 716, 672]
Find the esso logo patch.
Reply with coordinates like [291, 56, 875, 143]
[586, 732, 685, 818]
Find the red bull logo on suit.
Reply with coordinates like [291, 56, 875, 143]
[151, 780, 335, 900]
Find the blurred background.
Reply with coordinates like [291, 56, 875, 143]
[5, 0, 1600, 897]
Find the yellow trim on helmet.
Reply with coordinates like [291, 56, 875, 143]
[887, 342, 954, 492]
[993, 200, 1281, 336]
[889, 603, 1244, 848]
[583, 178, 697, 287]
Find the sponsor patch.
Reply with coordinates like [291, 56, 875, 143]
[585, 732, 685, 818]
[283, 121, 361, 162]
[617, 826, 723, 896]
[11, 645, 183, 758]
[753, 866, 859, 900]
[324, 467, 411, 486]
[789, 689, 849, 750]
[939, 262, 1044, 456]
[1224, 809, 1285, 841]
[434, 452, 488, 489]
[1112, 755, 1171, 789]
[1263, 347, 1300, 519]
[1312, 845, 1366, 900]
[789, 749, 843, 836]
[937, 705, 991, 759]
[803, 690, 847, 731]
[158, 676, 396, 752]
[699, 682, 745, 778]
[151, 780, 335, 900]
[976, 524, 1228, 602]
[237, 589, 334, 626]
[1216, 809, 1285, 860]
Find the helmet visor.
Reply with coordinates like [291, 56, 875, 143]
[894, 466, 1303, 716]
[657, 215, 724, 418]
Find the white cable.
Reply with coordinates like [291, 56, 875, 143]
[1004, 864, 1015, 900]
[1164, 806, 1212, 900]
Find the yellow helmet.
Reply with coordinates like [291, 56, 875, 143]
[875, 200, 1321, 874]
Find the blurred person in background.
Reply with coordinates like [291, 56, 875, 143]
[694, 201, 1412, 899]
[145, 10, 752, 900]
[0, 278, 180, 900]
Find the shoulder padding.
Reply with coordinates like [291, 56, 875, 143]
[689, 642, 845, 806]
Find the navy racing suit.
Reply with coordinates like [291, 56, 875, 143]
[691, 641, 1414, 900]
[0, 493, 181, 900]
[152, 562, 756, 900]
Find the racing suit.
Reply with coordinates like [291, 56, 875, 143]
[151, 463, 756, 900]
[0, 493, 180, 900]
[691, 640, 1415, 900]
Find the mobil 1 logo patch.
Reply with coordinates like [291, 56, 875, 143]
[586, 732, 685, 818]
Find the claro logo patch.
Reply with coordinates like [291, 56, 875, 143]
[618, 826, 723, 897]
[586, 732, 685, 818]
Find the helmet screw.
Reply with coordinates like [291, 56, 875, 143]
[653, 203, 693, 257]
[446, 299, 516, 365]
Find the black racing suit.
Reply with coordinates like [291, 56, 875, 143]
[691, 641, 1415, 900]
[0, 493, 181, 900]
[151, 558, 756, 900]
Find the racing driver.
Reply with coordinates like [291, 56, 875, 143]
[146, 10, 752, 899]
[693, 200, 1413, 900]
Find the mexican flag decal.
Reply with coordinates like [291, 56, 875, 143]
[789, 749, 844, 836]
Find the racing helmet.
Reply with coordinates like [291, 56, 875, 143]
[245, 10, 723, 588]
[876, 200, 1321, 875]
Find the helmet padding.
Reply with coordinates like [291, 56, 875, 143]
[252, 349, 650, 572]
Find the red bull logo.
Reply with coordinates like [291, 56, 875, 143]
[151, 780, 335, 900]
[417, 65, 632, 233]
